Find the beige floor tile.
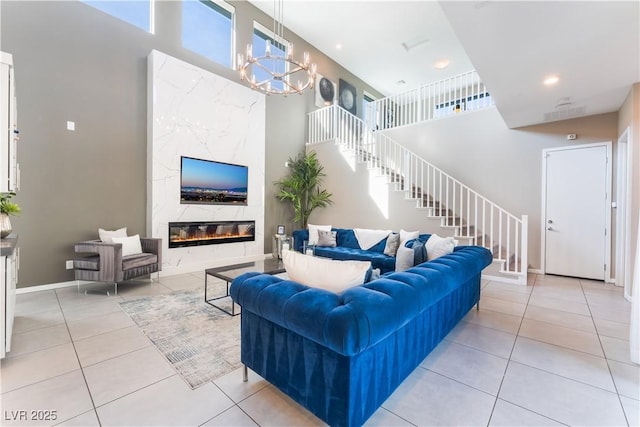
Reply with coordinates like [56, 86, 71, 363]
[579, 279, 621, 292]
[0, 343, 80, 393]
[600, 335, 635, 365]
[531, 286, 586, 304]
[620, 396, 639, 427]
[61, 298, 124, 322]
[478, 296, 527, 317]
[363, 407, 413, 426]
[589, 302, 632, 324]
[594, 317, 630, 341]
[382, 368, 495, 426]
[83, 346, 175, 406]
[511, 337, 615, 392]
[96, 374, 233, 426]
[608, 359, 640, 400]
[54, 410, 100, 427]
[420, 340, 508, 395]
[201, 406, 259, 427]
[158, 273, 204, 291]
[463, 308, 522, 334]
[14, 291, 60, 316]
[485, 281, 533, 294]
[519, 318, 603, 357]
[524, 304, 596, 333]
[499, 361, 627, 426]
[66, 310, 134, 341]
[7, 324, 71, 358]
[56, 285, 123, 309]
[528, 294, 591, 316]
[12, 308, 65, 334]
[445, 321, 516, 359]
[489, 399, 564, 426]
[0, 370, 92, 427]
[238, 385, 327, 426]
[481, 286, 531, 304]
[534, 275, 581, 287]
[74, 325, 151, 367]
[213, 367, 269, 404]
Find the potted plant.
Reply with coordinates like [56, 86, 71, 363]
[274, 151, 333, 229]
[1, 192, 20, 238]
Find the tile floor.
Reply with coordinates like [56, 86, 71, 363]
[0, 273, 637, 426]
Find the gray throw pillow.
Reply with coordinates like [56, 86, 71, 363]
[412, 240, 427, 266]
[317, 230, 337, 247]
[383, 232, 400, 256]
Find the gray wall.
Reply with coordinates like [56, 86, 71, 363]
[312, 107, 619, 272]
[0, 0, 382, 287]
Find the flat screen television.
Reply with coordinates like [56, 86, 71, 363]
[180, 156, 248, 205]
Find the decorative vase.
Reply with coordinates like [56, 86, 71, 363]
[0, 214, 12, 238]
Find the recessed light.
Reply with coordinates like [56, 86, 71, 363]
[336, 43, 342, 50]
[544, 75, 560, 85]
[434, 59, 450, 70]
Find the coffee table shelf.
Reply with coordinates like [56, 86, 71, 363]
[204, 258, 285, 316]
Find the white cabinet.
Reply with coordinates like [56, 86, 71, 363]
[1, 51, 19, 193]
[1, 235, 18, 359]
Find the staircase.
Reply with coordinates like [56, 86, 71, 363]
[307, 102, 528, 285]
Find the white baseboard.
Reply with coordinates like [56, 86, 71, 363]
[528, 268, 544, 274]
[16, 280, 87, 294]
[16, 253, 273, 294]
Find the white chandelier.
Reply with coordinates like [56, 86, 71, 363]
[237, 0, 316, 95]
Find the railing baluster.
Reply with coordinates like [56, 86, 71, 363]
[308, 103, 526, 282]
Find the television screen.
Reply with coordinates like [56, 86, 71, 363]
[180, 156, 248, 205]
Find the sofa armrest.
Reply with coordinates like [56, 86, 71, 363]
[74, 240, 123, 281]
[141, 237, 162, 270]
[292, 229, 309, 252]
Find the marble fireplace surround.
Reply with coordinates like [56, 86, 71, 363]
[147, 50, 266, 274]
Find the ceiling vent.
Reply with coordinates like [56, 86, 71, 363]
[543, 106, 586, 122]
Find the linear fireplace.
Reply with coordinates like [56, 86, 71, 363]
[168, 220, 255, 248]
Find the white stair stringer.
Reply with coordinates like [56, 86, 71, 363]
[308, 105, 528, 286]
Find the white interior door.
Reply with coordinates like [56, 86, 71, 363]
[543, 144, 609, 280]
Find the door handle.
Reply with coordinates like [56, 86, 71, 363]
[547, 227, 553, 231]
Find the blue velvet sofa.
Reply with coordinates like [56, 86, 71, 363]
[230, 246, 493, 427]
[292, 228, 430, 273]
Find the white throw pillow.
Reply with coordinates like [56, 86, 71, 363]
[425, 233, 455, 260]
[395, 245, 414, 272]
[99, 227, 127, 243]
[111, 234, 143, 257]
[399, 229, 419, 244]
[282, 250, 371, 293]
[307, 224, 331, 245]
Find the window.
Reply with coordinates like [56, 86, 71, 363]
[182, 1, 235, 68]
[251, 22, 289, 92]
[82, 1, 153, 33]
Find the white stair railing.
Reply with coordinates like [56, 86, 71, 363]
[308, 105, 527, 284]
[365, 70, 494, 131]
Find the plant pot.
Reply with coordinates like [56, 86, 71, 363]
[0, 214, 12, 238]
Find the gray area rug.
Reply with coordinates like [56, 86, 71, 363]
[120, 289, 241, 389]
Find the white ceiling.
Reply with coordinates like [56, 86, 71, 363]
[249, 1, 640, 128]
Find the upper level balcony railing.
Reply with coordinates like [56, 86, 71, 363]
[364, 70, 494, 131]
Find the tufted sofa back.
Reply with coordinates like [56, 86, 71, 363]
[230, 246, 492, 356]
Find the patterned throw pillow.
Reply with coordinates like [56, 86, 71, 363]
[383, 232, 400, 256]
[317, 230, 337, 247]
